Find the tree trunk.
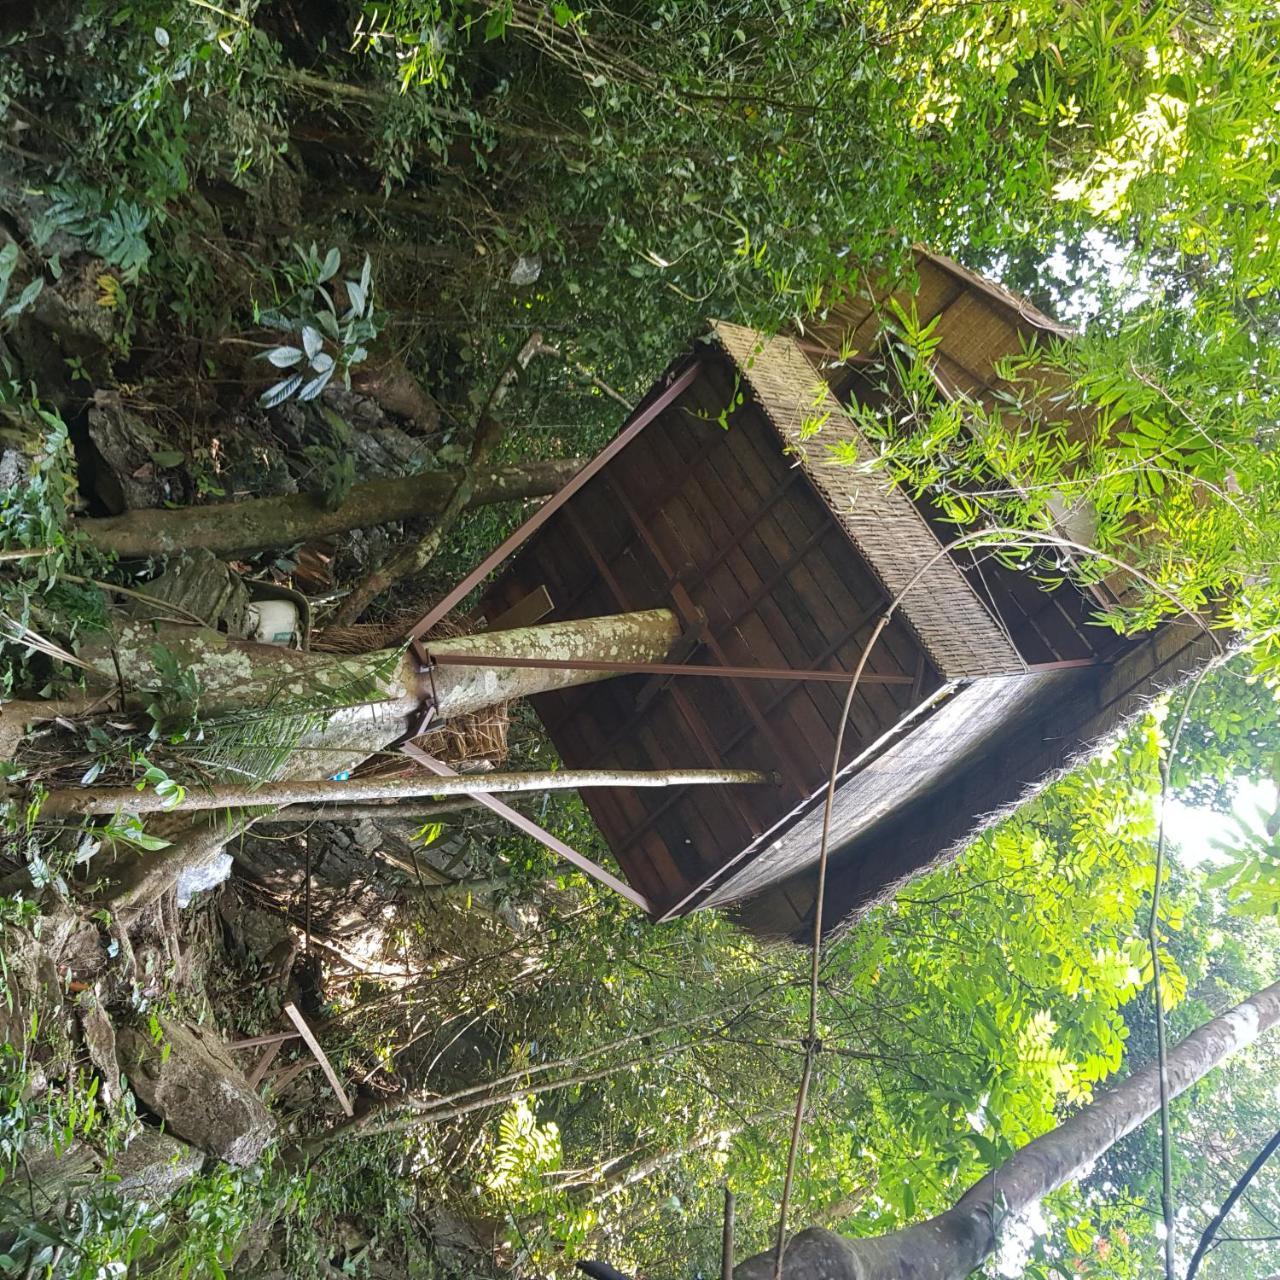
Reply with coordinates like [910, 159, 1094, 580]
[735, 976, 1280, 1280]
[43, 766, 774, 817]
[73, 609, 677, 907]
[78, 607, 678, 780]
[261, 797, 479, 824]
[77, 457, 582, 560]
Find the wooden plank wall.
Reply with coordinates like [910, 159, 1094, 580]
[489, 357, 943, 918]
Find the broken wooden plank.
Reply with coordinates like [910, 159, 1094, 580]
[248, 1038, 284, 1090]
[266, 1058, 317, 1097]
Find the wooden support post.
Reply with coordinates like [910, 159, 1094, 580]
[248, 1039, 285, 1091]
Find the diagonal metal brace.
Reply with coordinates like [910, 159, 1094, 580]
[399, 741, 653, 914]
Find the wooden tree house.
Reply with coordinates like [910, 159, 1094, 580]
[410, 252, 1217, 940]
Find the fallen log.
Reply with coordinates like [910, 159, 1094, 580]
[77, 457, 583, 559]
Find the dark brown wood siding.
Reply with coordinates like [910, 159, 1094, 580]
[488, 353, 944, 918]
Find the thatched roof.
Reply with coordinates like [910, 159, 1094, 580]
[724, 618, 1221, 940]
[693, 253, 1215, 936]
[800, 246, 1072, 377]
[712, 321, 1024, 680]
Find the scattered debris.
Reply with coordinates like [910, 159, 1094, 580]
[283, 1001, 353, 1117]
[176, 850, 235, 907]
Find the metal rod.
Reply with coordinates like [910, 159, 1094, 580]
[426, 652, 917, 684]
[408, 360, 702, 641]
[401, 743, 654, 913]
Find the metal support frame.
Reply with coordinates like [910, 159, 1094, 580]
[407, 359, 702, 642]
[396, 343, 1108, 920]
[400, 741, 652, 913]
[399, 364, 703, 915]
[425, 651, 916, 685]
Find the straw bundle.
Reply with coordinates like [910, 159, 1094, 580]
[312, 606, 510, 771]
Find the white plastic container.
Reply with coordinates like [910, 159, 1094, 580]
[246, 599, 300, 647]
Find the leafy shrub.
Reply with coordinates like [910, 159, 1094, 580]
[258, 247, 378, 407]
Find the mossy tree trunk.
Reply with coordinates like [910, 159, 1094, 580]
[78, 457, 582, 560]
[73, 609, 679, 907]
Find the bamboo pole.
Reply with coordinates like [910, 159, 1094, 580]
[261, 797, 480, 824]
[38, 767, 779, 818]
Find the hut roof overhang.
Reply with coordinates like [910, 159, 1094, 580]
[727, 619, 1221, 939]
[711, 322, 1025, 681]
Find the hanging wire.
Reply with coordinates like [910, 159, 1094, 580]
[1151, 664, 1214, 1279]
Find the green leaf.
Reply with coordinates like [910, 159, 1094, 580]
[0, 242, 18, 301]
[318, 247, 341, 283]
[296, 367, 334, 402]
[260, 374, 302, 408]
[2, 276, 44, 320]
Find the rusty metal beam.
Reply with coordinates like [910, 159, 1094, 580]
[407, 360, 702, 641]
[399, 741, 653, 914]
[426, 652, 916, 685]
[547, 397, 747, 624]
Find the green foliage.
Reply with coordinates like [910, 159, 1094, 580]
[257, 247, 379, 406]
[1205, 804, 1280, 917]
[36, 184, 152, 283]
[1171, 666, 1280, 811]
[0, 407, 109, 695]
[374, 688, 1269, 1278]
[0, 243, 44, 329]
[481, 1096, 594, 1265]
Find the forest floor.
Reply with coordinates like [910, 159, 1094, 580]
[0, 15, 623, 1270]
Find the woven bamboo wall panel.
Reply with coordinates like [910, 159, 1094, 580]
[713, 321, 1025, 680]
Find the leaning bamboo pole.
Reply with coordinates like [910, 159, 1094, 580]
[39, 767, 777, 818]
